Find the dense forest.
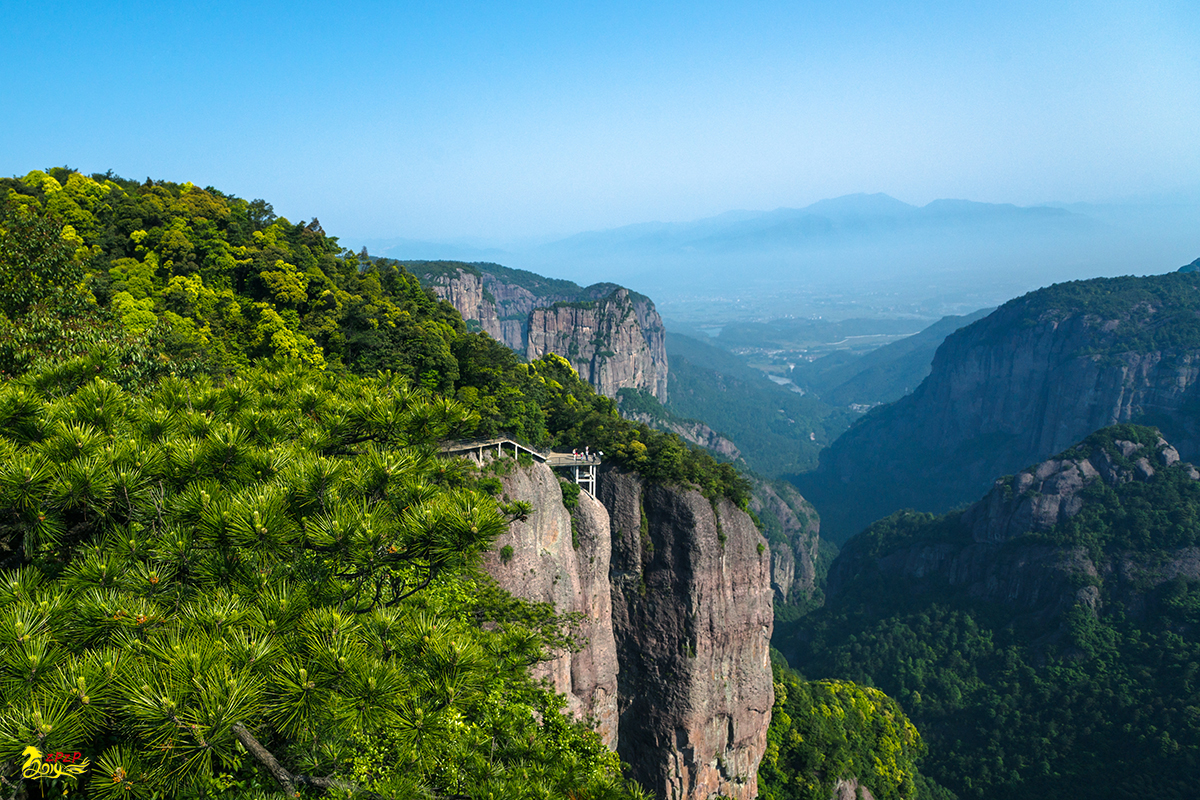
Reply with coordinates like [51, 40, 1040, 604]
[0, 169, 939, 799]
[786, 425, 1200, 800]
[0, 169, 748, 503]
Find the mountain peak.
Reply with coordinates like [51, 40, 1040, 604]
[798, 192, 917, 218]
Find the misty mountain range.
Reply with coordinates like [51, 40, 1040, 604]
[533, 193, 1092, 256]
[359, 193, 1198, 321]
[364, 192, 1092, 262]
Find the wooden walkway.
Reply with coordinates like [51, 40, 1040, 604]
[439, 438, 601, 494]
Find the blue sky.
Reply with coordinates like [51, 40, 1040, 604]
[2, 0, 1198, 243]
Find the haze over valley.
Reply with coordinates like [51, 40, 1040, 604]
[358, 192, 1200, 323]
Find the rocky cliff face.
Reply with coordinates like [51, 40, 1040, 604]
[750, 481, 820, 605]
[798, 272, 1200, 543]
[621, 412, 741, 462]
[416, 263, 669, 402]
[476, 454, 775, 798]
[600, 468, 774, 800]
[527, 289, 668, 402]
[963, 435, 1193, 545]
[481, 460, 619, 747]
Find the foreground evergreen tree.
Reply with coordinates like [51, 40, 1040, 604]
[0, 360, 640, 799]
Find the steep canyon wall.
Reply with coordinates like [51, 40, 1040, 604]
[800, 272, 1200, 542]
[479, 455, 774, 799]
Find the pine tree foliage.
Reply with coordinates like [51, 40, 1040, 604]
[0, 360, 636, 799]
[0, 170, 750, 506]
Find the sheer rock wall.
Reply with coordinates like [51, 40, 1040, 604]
[419, 266, 668, 402]
[481, 461, 619, 748]
[599, 468, 773, 800]
[480, 458, 775, 799]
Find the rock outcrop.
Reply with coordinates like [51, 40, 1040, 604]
[527, 289, 668, 401]
[750, 480, 820, 604]
[798, 271, 1200, 543]
[831, 779, 877, 800]
[600, 468, 774, 800]
[481, 460, 619, 747]
[963, 435, 1191, 545]
[622, 411, 742, 463]
[415, 262, 669, 402]
[474, 454, 775, 798]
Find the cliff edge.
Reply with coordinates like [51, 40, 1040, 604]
[600, 468, 774, 800]
[476, 454, 774, 799]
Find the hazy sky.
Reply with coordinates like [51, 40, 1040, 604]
[3, 0, 1198, 243]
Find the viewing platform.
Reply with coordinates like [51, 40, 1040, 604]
[439, 438, 602, 494]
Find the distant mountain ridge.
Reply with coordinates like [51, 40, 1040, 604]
[534, 193, 1091, 261]
[351, 194, 1198, 323]
[796, 270, 1200, 543]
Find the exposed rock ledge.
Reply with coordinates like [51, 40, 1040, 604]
[963, 435, 1195, 544]
[828, 432, 1200, 639]
[622, 411, 742, 462]
[481, 460, 619, 747]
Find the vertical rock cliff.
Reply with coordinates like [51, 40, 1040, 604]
[823, 427, 1200, 634]
[527, 289, 668, 402]
[477, 453, 775, 799]
[413, 262, 669, 402]
[749, 480, 820, 605]
[599, 468, 774, 800]
[481, 459, 619, 747]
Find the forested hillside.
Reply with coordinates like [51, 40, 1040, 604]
[787, 425, 1200, 799]
[0, 361, 644, 799]
[0, 169, 746, 502]
[0, 168, 754, 797]
[665, 333, 857, 477]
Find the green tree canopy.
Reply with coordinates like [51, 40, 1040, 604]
[0, 360, 641, 799]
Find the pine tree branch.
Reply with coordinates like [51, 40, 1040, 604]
[232, 722, 395, 800]
[231, 722, 297, 797]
